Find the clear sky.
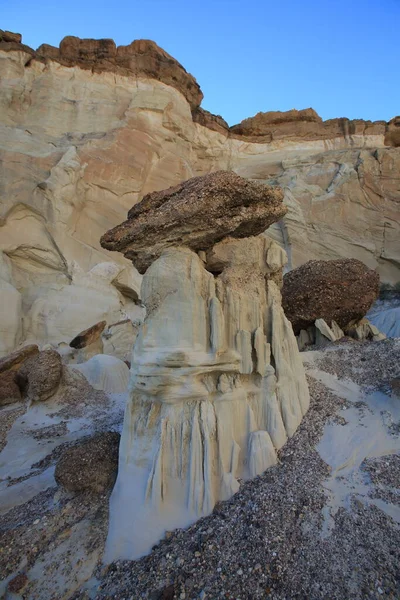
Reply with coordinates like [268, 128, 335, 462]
[2, 0, 399, 125]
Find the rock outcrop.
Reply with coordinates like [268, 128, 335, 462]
[0, 30, 399, 357]
[104, 173, 309, 560]
[230, 108, 387, 143]
[101, 171, 287, 273]
[282, 258, 380, 334]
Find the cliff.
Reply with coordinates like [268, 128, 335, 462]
[0, 29, 399, 356]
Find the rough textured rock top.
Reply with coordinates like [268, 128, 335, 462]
[55, 432, 120, 493]
[0, 32, 202, 111]
[18, 349, 62, 402]
[230, 108, 388, 142]
[2, 30, 398, 142]
[100, 171, 287, 273]
[0, 345, 39, 374]
[70, 320, 107, 349]
[282, 258, 380, 334]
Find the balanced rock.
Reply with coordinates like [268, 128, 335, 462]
[55, 432, 120, 493]
[104, 173, 309, 561]
[282, 258, 380, 334]
[69, 320, 107, 350]
[100, 170, 287, 273]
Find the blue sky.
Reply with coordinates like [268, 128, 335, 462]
[2, 0, 399, 125]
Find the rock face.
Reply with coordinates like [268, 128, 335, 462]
[230, 108, 387, 142]
[0, 30, 399, 357]
[282, 259, 380, 334]
[101, 171, 286, 273]
[55, 432, 120, 493]
[105, 174, 309, 561]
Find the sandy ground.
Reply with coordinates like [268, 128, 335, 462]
[0, 339, 399, 599]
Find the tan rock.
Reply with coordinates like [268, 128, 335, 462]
[0, 34, 399, 358]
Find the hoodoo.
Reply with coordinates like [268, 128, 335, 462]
[102, 171, 310, 560]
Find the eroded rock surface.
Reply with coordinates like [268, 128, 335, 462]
[282, 258, 380, 334]
[101, 171, 286, 272]
[105, 174, 309, 561]
[0, 30, 399, 359]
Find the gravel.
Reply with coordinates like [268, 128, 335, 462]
[1, 340, 399, 599]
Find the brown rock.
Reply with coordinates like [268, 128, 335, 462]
[192, 107, 229, 135]
[385, 117, 400, 147]
[70, 320, 107, 349]
[100, 171, 286, 273]
[282, 259, 380, 334]
[0, 30, 22, 44]
[0, 344, 39, 374]
[19, 350, 62, 402]
[55, 432, 120, 493]
[7, 573, 28, 593]
[34, 36, 203, 111]
[0, 370, 22, 406]
[230, 108, 387, 143]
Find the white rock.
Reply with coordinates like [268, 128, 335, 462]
[71, 354, 130, 393]
[105, 238, 309, 561]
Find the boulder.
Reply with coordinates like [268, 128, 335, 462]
[100, 171, 287, 273]
[0, 370, 21, 406]
[18, 350, 62, 402]
[282, 259, 380, 334]
[0, 344, 39, 374]
[55, 432, 120, 493]
[69, 320, 107, 349]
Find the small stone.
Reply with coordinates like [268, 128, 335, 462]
[33, 519, 40, 525]
[237, 569, 243, 575]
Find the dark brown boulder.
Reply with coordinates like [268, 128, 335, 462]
[55, 432, 120, 493]
[69, 320, 107, 349]
[0, 371, 22, 406]
[19, 349, 62, 402]
[100, 170, 286, 273]
[282, 259, 380, 334]
[0, 30, 22, 44]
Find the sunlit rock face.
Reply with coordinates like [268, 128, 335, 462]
[104, 173, 309, 561]
[0, 31, 399, 358]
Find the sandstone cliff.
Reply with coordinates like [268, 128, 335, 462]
[0, 30, 399, 355]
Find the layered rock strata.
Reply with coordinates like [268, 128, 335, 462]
[104, 173, 309, 560]
[0, 30, 399, 358]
